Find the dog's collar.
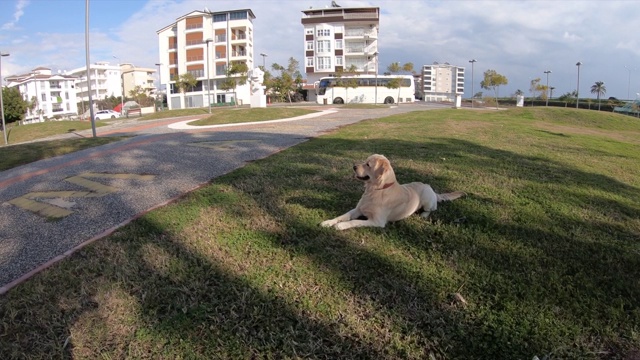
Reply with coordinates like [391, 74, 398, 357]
[378, 182, 395, 190]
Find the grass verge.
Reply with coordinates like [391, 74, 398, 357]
[0, 137, 128, 171]
[188, 107, 316, 126]
[1, 121, 110, 145]
[0, 107, 638, 359]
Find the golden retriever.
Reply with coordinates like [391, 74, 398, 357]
[321, 154, 465, 230]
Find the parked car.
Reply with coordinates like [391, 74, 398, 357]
[94, 110, 121, 120]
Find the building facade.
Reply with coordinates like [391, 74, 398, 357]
[421, 62, 465, 102]
[301, 5, 380, 87]
[5, 67, 79, 123]
[121, 63, 157, 97]
[67, 62, 123, 103]
[156, 9, 255, 110]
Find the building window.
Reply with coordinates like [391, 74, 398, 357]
[306, 57, 314, 67]
[317, 56, 331, 70]
[306, 41, 314, 50]
[213, 14, 226, 22]
[230, 11, 247, 20]
[335, 39, 343, 49]
[316, 29, 330, 37]
[316, 40, 331, 53]
[41, 93, 46, 101]
[306, 29, 313, 35]
[335, 56, 343, 66]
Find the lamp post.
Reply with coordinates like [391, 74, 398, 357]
[625, 66, 634, 100]
[113, 55, 124, 116]
[205, 39, 213, 114]
[373, 51, 379, 105]
[155, 63, 163, 111]
[469, 59, 477, 108]
[576, 61, 582, 109]
[544, 70, 552, 106]
[0, 52, 9, 145]
[259, 53, 268, 69]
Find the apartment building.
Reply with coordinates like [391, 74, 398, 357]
[157, 9, 255, 110]
[5, 67, 78, 123]
[120, 63, 157, 96]
[67, 62, 123, 102]
[301, 4, 380, 86]
[421, 62, 465, 102]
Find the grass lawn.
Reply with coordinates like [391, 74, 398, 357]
[188, 107, 316, 126]
[0, 120, 110, 145]
[1, 107, 639, 358]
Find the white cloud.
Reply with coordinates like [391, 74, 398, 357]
[1, 0, 29, 30]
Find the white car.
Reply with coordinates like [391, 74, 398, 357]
[95, 110, 121, 120]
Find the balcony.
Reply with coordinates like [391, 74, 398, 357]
[185, 23, 203, 32]
[231, 50, 246, 58]
[185, 55, 204, 63]
[185, 39, 204, 48]
[215, 52, 226, 60]
[215, 35, 226, 43]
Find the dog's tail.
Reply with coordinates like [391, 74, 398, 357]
[437, 191, 466, 202]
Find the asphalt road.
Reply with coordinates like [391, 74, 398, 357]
[0, 103, 447, 294]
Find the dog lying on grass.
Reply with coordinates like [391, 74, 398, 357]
[321, 154, 465, 230]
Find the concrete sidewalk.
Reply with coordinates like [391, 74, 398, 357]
[0, 104, 430, 294]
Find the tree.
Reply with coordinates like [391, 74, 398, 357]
[219, 61, 248, 106]
[386, 62, 414, 104]
[590, 81, 606, 110]
[128, 85, 147, 104]
[269, 57, 302, 103]
[480, 69, 508, 109]
[175, 73, 197, 108]
[529, 77, 546, 104]
[1, 86, 28, 125]
[334, 64, 359, 104]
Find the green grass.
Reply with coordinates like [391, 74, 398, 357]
[138, 107, 212, 121]
[0, 137, 128, 171]
[188, 107, 316, 126]
[1, 120, 110, 145]
[1, 107, 639, 359]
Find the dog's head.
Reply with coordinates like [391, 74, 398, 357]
[353, 154, 397, 189]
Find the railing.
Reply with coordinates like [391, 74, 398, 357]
[185, 23, 203, 30]
[215, 52, 226, 59]
[185, 39, 203, 46]
[343, 12, 378, 20]
[232, 34, 246, 40]
[232, 50, 246, 57]
[215, 35, 226, 42]
[186, 56, 204, 62]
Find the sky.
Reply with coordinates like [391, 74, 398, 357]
[0, 0, 639, 100]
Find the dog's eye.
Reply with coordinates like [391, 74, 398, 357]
[365, 162, 370, 167]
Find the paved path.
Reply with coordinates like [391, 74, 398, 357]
[0, 103, 442, 294]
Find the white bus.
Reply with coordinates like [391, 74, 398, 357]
[315, 74, 416, 105]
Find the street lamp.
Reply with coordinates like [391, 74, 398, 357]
[576, 61, 582, 109]
[373, 51, 379, 105]
[205, 39, 213, 114]
[625, 66, 635, 100]
[0, 52, 9, 145]
[155, 63, 163, 111]
[544, 70, 552, 106]
[469, 59, 477, 108]
[259, 53, 268, 69]
[113, 55, 124, 116]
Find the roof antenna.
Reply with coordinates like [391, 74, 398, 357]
[331, 1, 341, 7]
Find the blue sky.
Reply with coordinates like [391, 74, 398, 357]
[1, 0, 639, 100]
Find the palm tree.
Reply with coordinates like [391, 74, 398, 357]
[590, 81, 606, 111]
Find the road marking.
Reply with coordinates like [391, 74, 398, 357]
[7, 172, 155, 219]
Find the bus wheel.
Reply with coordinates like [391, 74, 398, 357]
[333, 97, 344, 104]
[384, 96, 395, 104]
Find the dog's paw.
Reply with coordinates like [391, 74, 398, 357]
[334, 222, 351, 230]
[320, 220, 336, 227]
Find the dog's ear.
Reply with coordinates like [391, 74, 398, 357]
[374, 157, 390, 179]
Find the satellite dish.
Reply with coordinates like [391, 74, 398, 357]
[204, 6, 210, 13]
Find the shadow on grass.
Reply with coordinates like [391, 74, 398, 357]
[1, 134, 638, 358]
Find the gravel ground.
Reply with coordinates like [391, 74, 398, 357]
[0, 103, 446, 292]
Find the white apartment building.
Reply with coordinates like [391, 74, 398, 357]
[156, 9, 255, 110]
[421, 62, 465, 102]
[301, 5, 380, 86]
[5, 67, 79, 123]
[67, 62, 123, 102]
[121, 63, 157, 96]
